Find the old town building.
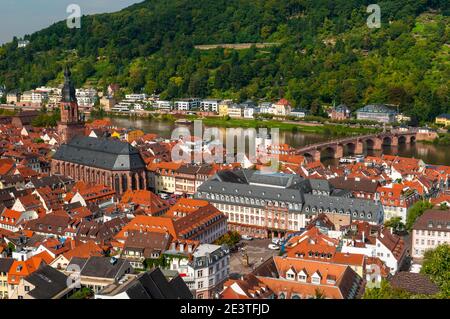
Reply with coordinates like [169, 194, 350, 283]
[51, 136, 147, 194]
[195, 169, 384, 238]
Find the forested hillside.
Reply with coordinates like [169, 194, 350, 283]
[0, 0, 448, 123]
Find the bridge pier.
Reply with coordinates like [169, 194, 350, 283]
[373, 138, 382, 150]
[391, 136, 398, 147]
[312, 150, 321, 162]
[355, 141, 364, 154]
[335, 145, 344, 159]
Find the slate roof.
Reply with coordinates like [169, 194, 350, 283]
[105, 268, 193, 299]
[25, 265, 69, 299]
[61, 66, 77, 103]
[436, 113, 450, 120]
[412, 209, 450, 232]
[79, 256, 130, 279]
[309, 179, 332, 193]
[357, 104, 397, 114]
[390, 272, 440, 295]
[248, 172, 303, 188]
[197, 169, 382, 222]
[0, 258, 14, 273]
[302, 194, 382, 223]
[52, 136, 146, 171]
[197, 180, 305, 209]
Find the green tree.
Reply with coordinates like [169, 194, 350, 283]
[363, 280, 412, 299]
[384, 217, 406, 234]
[406, 200, 433, 230]
[421, 244, 450, 297]
[214, 231, 241, 248]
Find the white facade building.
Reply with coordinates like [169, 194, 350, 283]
[201, 100, 220, 112]
[411, 210, 450, 258]
[174, 98, 201, 111]
[169, 244, 230, 299]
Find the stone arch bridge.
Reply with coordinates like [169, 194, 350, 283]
[295, 130, 420, 162]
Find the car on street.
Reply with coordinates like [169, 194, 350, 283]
[268, 244, 280, 250]
[159, 193, 170, 200]
[271, 238, 282, 245]
[241, 235, 253, 241]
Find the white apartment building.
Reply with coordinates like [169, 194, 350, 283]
[258, 102, 276, 114]
[111, 103, 130, 113]
[125, 93, 147, 101]
[174, 98, 201, 111]
[243, 107, 255, 119]
[169, 244, 230, 299]
[20, 90, 48, 104]
[155, 100, 172, 110]
[412, 209, 450, 258]
[201, 99, 220, 112]
[76, 88, 98, 109]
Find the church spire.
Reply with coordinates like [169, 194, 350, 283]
[61, 65, 77, 103]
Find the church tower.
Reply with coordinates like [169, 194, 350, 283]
[57, 66, 85, 143]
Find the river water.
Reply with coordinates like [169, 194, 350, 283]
[109, 117, 450, 166]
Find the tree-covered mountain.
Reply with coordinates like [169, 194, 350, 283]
[0, 0, 448, 123]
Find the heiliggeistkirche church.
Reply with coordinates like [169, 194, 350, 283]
[51, 67, 147, 194]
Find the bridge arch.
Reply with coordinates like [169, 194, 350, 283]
[382, 136, 392, 146]
[303, 152, 314, 162]
[320, 146, 336, 159]
[364, 138, 375, 149]
[398, 135, 407, 144]
[341, 142, 356, 155]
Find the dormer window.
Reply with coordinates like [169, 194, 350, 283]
[286, 268, 296, 280]
[311, 272, 321, 285]
[298, 270, 308, 282]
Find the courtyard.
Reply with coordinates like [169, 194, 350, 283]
[229, 238, 281, 278]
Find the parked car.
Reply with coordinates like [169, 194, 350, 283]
[159, 193, 170, 200]
[241, 235, 253, 241]
[271, 238, 281, 245]
[268, 244, 280, 250]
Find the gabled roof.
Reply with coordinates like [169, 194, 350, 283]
[100, 268, 193, 299]
[52, 136, 146, 171]
[63, 240, 103, 260]
[25, 265, 69, 299]
[377, 229, 406, 261]
[75, 256, 130, 279]
[0, 257, 14, 273]
[412, 209, 450, 231]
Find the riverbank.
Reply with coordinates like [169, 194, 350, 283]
[101, 112, 379, 137]
[187, 116, 379, 137]
[421, 133, 450, 146]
